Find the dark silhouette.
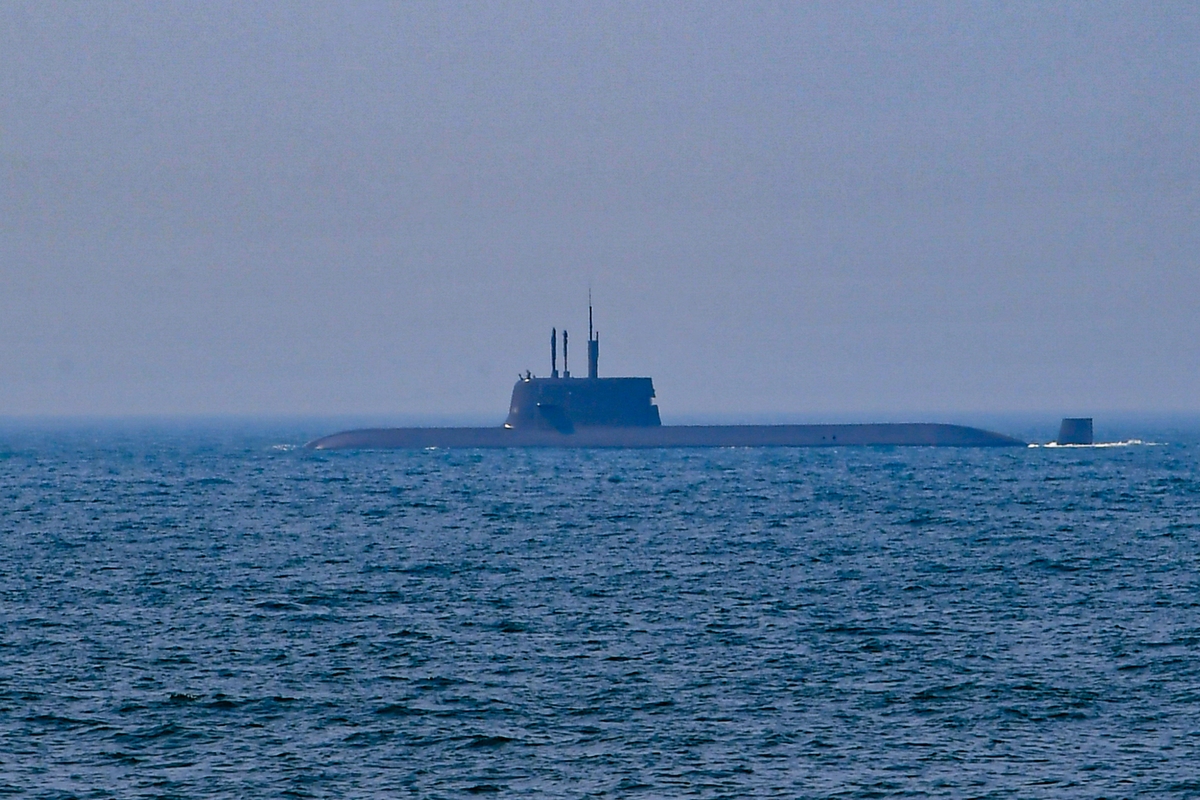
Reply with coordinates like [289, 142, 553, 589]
[308, 308, 1025, 449]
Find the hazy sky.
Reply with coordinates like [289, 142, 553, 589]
[2, 1, 1197, 420]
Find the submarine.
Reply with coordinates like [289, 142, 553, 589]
[306, 306, 1025, 450]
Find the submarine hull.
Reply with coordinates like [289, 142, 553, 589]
[307, 423, 1025, 450]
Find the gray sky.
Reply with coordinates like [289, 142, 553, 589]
[2, 1, 1197, 420]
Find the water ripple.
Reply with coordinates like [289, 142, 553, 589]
[1, 429, 1198, 796]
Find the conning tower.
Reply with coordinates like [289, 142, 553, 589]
[505, 304, 661, 432]
[1056, 418, 1094, 445]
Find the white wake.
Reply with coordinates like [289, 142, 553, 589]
[1028, 439, 1162, 448]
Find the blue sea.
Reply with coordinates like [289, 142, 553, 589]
[3, 420, 1200, 798]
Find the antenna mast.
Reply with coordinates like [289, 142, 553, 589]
[587, 293, 599, 379]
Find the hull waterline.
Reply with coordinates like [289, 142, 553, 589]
[306, 423, 1026, 450]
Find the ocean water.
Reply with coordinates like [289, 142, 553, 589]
[3, 423, 1200, 798]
